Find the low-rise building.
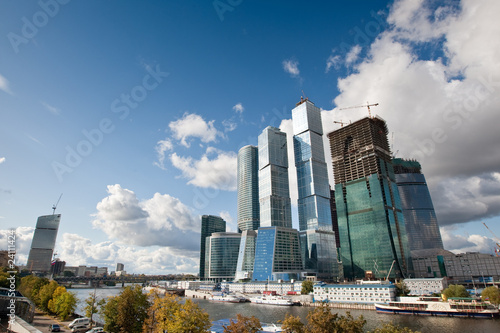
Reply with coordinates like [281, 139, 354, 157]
[403, 278, 448, 296]
[313, 281, 396, 304]
[221, 281, 303, 294]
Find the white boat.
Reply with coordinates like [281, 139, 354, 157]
[375, 297, 499, 318]
[209, 292, 245, 303]
[250, 295, 293, 306]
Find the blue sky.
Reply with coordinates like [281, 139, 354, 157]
[1, 0, 500, 274]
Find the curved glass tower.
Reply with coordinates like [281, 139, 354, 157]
[27, 214, 61, 272]
[237, 145, 260, 232]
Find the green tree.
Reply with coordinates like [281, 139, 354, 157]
[143, 293, 181, 333]
[167, 299, 211, 333]
[18, 275, 49, 304]
[280, 313, 305, 333]
[481, 286, 500, 305]
[38, 280, 59, 311]
[442, 284, 469, 300]
[395, 281, 410, 296]
[369, 322, 420, 333]
[305, 305, 365, 333]
[102, 285, 149, 333]
[63, 270, 75, 277]
[84, 291, 106, 326]
[48, 287, 77, 320]
[301, 280, 314, 295]
[223, 314, 262, 333]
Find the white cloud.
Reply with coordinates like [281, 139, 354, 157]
[0, 227, 34, 265]
[345, 45, 362, 65]
[170, 148, 237, 191]
[0, 157, 5, 164]
[219, 211, 236, 232]
[153, 139, 173, 170]
[169, 112, 222, 147]
[41, 101, 60, 115]
[322, 0, 500, 229]
[282, 59, 300, 77]
[233, 103, 244, 114]
[0, 74, 12, 95]
[326, 54, 341, 73]
[222, 119, 237, 133]
[441, 226, 499, 255]
[92, 184, 200, 250]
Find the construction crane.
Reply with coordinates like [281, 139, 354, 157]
[482, 222, 500, 256]
[52, 193, 63, 214]
[333, 120, 350, 127]
[339, 102, 379, 118]
[386, 259, 396, 281]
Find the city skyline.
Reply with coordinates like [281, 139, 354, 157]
[1, 0, 500, 275]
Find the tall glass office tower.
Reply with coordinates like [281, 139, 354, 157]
[328, 117, 412, 280]
[235, 145, 260, 281]
[205, 232, 241, 281]
[393, 158, 444, 254]
[292, 98, 341, 281]
[27, 214, 61, 272]
[253, 127, 303, 281]
[199, 215, 226, 280]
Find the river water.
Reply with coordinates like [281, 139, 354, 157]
[71, 286, 500, 333]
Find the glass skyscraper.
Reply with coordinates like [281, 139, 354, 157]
[205, 232, 241, 281]
[27, 214, 61, 272]
[237, 145, 260, 231]
[253, 126, 303, 281]
[235, 145, 260, 281]
[328, 117, 412, 280]
[393, 158, 444, 254]
[199, 215, 226, 280]
[292, 98, 341, 281]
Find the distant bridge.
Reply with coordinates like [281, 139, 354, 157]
[53, 275, 178, 286]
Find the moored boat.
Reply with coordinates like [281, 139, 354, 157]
[375, 297, 499, 318]
[250, 295, 293, 306]
[209, 292, 245, 303]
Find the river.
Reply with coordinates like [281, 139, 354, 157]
[71, 286, 500, 333]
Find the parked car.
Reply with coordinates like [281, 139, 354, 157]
[48, 324, 61, 332]
[86, 327, 105, 333]
[69, 318, 90, 328]
[72, 324, 90, 332]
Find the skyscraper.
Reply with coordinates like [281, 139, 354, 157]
[393, 158, 444, 254]
[253, 126, 303, 281]
[328, 116, 412, 280]
[205, 232, 241, 281]
[235, 145, 260, 281]
[292, 98, 341, 281]
[237, 145, 260, 232]
[199, 215, 226, 280]
[27, 214, 61, 272]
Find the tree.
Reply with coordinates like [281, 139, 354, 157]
[301, 280, 314, 295]
[18, 275, 49, 304]
[395, 281, 410, 296]
[102, 285, 149, 333]
[167, 299, 211, 333]
[84, 291, 106, 326]
[442, 284, 469, 300]
[223, 314, 262, 333]
[38, 280, 59, 311]
[305, 304, 365, 333]
[280, 313, 305, 333]
[63, 270, 75, 277]
[481, 286, 500, 305]
[48, 287, 77, 320]
[369, 322, 420, 333]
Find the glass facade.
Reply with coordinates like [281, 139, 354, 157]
[27, 214, 61, 272]
[237, 145, 260, 232]
[292, 99, 340, 281]
[258, 127, 292, 228]
[199, 215, 226, 279]
[235, 230, 257, 281]
[393, 158, 444, 253]
[253, 227, 302, 281]
[328, 117, 412, 280]
[205, 232, 241, 281]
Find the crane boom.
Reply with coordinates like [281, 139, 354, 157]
[483, 222, 500, 256]
[339, 102, 379, 118]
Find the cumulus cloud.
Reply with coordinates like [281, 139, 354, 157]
[0, 74, 12, 95]
[345, 45, 362, 65]
[441, 226, 499, 255]
[0, 157, 5, 164]
[170, 148, 237, 191]
[326, 54, 341, 73]
[41, 101, 60, 115]
[169, 112, 222, 147]
[283, 59, 300, 77]
[320, 0, 500, 229]
[222, 119, 237, 133]
[0, 227, 34, 265]
[92, 184, 200, 251]
[233, 103, 244, 114]
[153, 139, 173, 170]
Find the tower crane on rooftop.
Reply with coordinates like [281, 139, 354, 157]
[339, 102, 379, 118]
[333, 120, 350, 127]
[482, 222, 500, 257]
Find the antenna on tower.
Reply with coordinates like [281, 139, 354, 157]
[52, 193, 63, 214]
